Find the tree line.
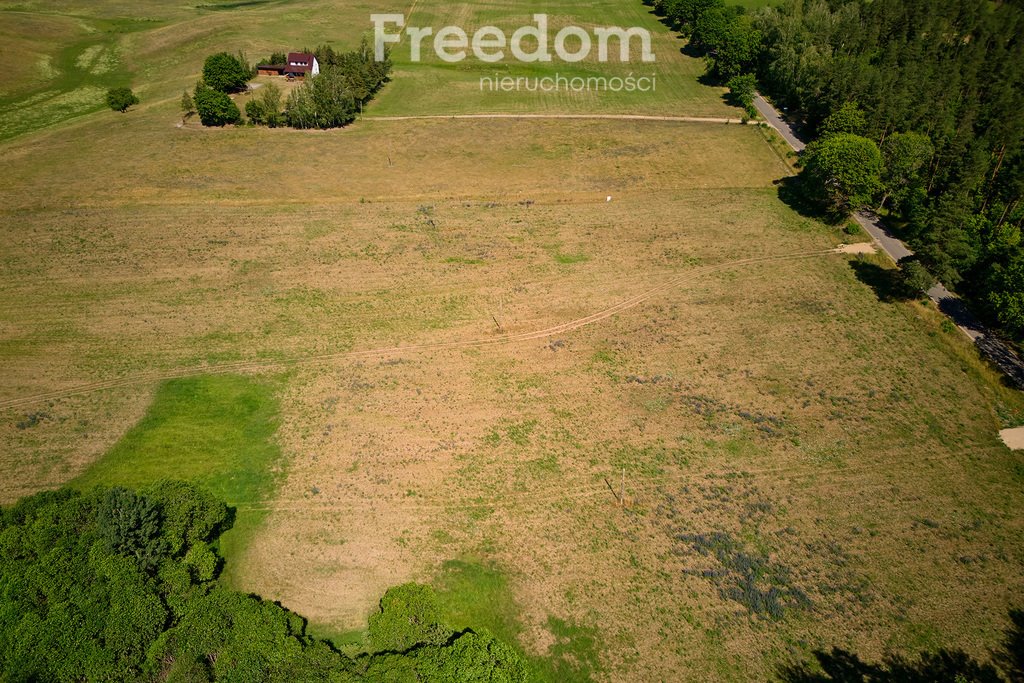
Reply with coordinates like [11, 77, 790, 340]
[0, 482, 527, 682]
[646, 0, 1024, 341]
[182, 40, 392, 130]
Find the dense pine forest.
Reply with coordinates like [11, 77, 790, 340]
[653, 0, 1024, 342]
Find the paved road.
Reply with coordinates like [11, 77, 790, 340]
[756, 94, 1024, 389]
[852, 211, 913, 261]
[753, 95, 805, 151]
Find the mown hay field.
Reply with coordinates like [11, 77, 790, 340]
[1, 0, 1023, 680]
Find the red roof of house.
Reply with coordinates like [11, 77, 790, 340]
[285, 52, 315, 74]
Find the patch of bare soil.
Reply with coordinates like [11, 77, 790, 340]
[999, 426, 1024, 450]
[836, 242, 876, 254]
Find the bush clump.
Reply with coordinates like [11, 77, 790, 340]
[193, 81, 241, 126]
[106, 87, 139, 112]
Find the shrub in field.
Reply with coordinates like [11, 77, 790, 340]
[106, 87, 139, 112]
[194, 81, 241, 126]
[180, 90, 195, 121]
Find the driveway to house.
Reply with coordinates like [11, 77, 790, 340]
[755, 93, 1024, 389]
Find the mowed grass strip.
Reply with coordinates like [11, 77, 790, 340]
[369, 0, 730, 117]
[72, 373, 283, 569]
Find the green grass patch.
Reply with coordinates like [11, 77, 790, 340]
[444, 256, 486, 265]
[434, 559, 524, 644]
[366, 0, 734, 117]
[0, 15, 156, 141]
[553, 251, 590, 265]
[546, 616, 603, 682]
[73, 374, 283, 574]
[433, 559, 598, 682]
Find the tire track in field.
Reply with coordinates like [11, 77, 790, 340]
[0, 247, 847, 410]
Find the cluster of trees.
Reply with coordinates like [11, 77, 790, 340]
[183, 52, 253, 126]
[184, 43, 392, 131]
[648, 0, 762, 85]
[757, 0, 1024, 340]
[646, 0, 1024, 341]
[243, 83, 284, 127]
[0, 482, 527, 682]
[279, 40, 393, 130]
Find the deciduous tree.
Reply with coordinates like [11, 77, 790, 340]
[194, 81, 241, 126]
[106, 87, 139, 112]
[881, 131, 934, 211]
[801, 133, 883, 212]
[202, 52, 252, 93]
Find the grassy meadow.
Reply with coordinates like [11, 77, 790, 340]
[2, 0, 1024, 680]
[0, 0, 739, 143]
[71, 374, 284, 579]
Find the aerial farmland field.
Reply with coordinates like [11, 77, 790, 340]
[1, 0, 1023, 681]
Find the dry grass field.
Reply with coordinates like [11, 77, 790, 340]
[2, 0, 1024, 680]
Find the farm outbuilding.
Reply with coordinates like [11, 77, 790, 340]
[256, 52, 320, 78]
